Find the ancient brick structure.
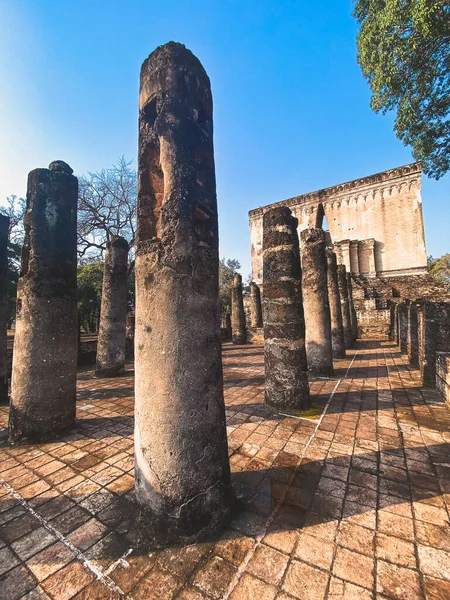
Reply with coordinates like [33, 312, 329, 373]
[300, 228, 333, 376]
[249, 163, 426, 284]
[135, 42, 231, 543]
[337, 265, 352, 349]
[326, 249, 346, 359]
[231, 273, 247, 344]
[407, 302, 419, 367]
[0, 215, 9, 404]
[125, 310, 135, 359]
[346, 273, 358, 343]
[263, 206, 310, 411]
[9, 161, 78, 442]
[436, 352, 450, 405]
[398, 303, 408, 354]
[417, 302, 450, 387]
[249, 281, 263, 328]
[96, 236, 129, 377]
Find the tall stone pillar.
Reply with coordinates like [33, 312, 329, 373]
[231, 273, 247, 344]
[398, 303, 408, 354]
[96, 236, 129, 377]
[300, 228, 333, 376]
[337, 265, 352, 349]
[346, 273, 358, 343]
[407, 302, 419, 367]
[358, 239, 376, 277]
[135, 42, 231, 544]
[263, 206, 310, 411]
[349, 240, 360, 275]
[418, 302, 450, 387]
[339, 239, 351, 272]
[326, 249, 346, 359]
[0, 215, 9, 404]
[249, 281, 263, 328]
[9, 161, 78, 442]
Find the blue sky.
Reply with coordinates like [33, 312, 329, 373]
[1, 0, 449, 277]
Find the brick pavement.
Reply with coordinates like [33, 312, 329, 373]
[0, 340, 449, 599]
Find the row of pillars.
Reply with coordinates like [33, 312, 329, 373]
[1, 42, 359, 546]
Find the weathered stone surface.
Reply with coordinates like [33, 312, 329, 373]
[125, 310, 135, 359]
[249, 282, 263, 329]
[135, 42, 231, 544]
[418, 302, 450, 387]
[326, 249, 346, 359]
[436, 352, 450, 406]
[0, 215, 9, 404]
[398, 303, 408, 354]
[407, 302, 419, 367]
[96, 236, 129, 377]
[263, 206, 310, 411]
[346, 273, 358, 344]
[337, 265, 352, 349]
[300, 228, 333, 376]
[9, 161, 78, 442]
[231, 273, 247, 344]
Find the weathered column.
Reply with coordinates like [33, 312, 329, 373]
[125, 310, 135, 359]
[0, 215, 9, 404]
[9, 161, 78, 442]
[349, 240, 360, 275]
[346, 273, 359, 343]
[389, 303, 398, 342]
[135, 42, 231, 544]
[249, 281, 263, 328]
[225, 312, 232, 339]
[326, 249, 346, 359]
[398, 303, 408, 354]
[339, 239, 351, 272]
[95, 236, 129, 377]
[263, 206, 310, 411]
[231, 273, 247, 344]
[418, 302, 450, 387]
[337, 265, 352, 349]
[407, 302, 419, 367]
[300, 228, 333, 377]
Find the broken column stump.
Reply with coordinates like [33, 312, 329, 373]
[300, 228, 333, 377]
[9, 161, 78, 442]
[326, 249, 346, 359]
[337, 264, 352, 349]
[249, 281, 263, 328]
[346, 273, 358, 343]
[0, 215, 9, 404]
[407, 302, 419, 367]
[96, 236, 129, 377]
[263, 206, 310, 411]
[231, 273, 247, 344]
[135, 42, 231, 544]
[398, 302, 408, 354]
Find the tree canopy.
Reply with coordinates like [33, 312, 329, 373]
[428, 253, 450, 287]
[219, 258, 241, 313]
[354, 0, 450, 179]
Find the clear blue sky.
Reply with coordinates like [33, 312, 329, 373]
[1, 0, 449, 277]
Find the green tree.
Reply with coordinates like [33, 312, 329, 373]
[219, 258, 241, 312]
[428, 253, 450, 287]
[77, 263, 104, 333]
[354, 1, 450, 179]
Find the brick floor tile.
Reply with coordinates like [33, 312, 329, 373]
[26, 541, 76, 581]
[246, 544, 289, 585]
[423, 575, 450, 600]
[230, 573, 277, 600]
[417, 544, 450, 581]
[11, 526, 55, 561]
[0, 546, 19, 576]
[282, 559, 329, 600]
[263, 528, 298, 555]
[67, 517, 108, 551]
[156, 542, 211, 579]
[72, 578, 122, 599]
[413, 501, 450, 527]
[192, 556, 238, 599]
[0, 564, 36, 600]
[129, 566, 182, 600]
[378, 510, 415, 541]
[214, 532, 255, 565]
[294, 532, 335, 570]
[328, 576, 373, 600]
[376, 533, 416, 568]
[177, 587, 209, 600]
[337, 521, 374, 556]
[376, 560, 422, 600]
[332, 547, 374, 590]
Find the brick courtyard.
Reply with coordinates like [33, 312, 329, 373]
[0, 340, 449, 599]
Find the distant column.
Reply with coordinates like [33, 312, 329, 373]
[9, 161, 78, 442]
[346, 273, 359, 343]
[249, 281, 263, 328]
[337, 265, 352, 349]
[339, 240, 351, 272]
[263, 206, 310, 411]
[326, 249, 346, 359]
[349, 240, 360, 275]
[407, 302, 419, 367]
[0, 215, 9, 403]
[134, 42, 231, 544]
[300, 228, 333, 376]
[398, 303, 408, 354]
[358, 239, 376, 277]
[231, 273, 247, 344]
[96, 236, 129, 377]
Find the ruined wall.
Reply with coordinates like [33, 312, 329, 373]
[249, 163, 426, 284]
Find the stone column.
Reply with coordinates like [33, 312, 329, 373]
[398, 303, 408, 354]
[249, 281, 263, 328]
[96, 237, 129, 377]
[358, 239, 376, 277]
[418, 302, 450, 387]
[337, 265, 352, 349]
[407, 302, 419, 367]
[0, 215, 9, 404]
[349, 240, 360, 275]
[125, 310, 135, 359]
[263, 206, 310, 411]
[9, 161, 78, 442]
[389, 303, 397, 342]
[300, 228, 333, 376]
[339, 239, 351, 272]
[231, 273, 247, 344]
[326, 249, 346, 359]
[346, 273, 358, 343]
[135, 42, 231, 544]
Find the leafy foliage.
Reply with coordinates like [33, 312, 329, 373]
[428, 253, 450, 286]
[219, 258, 241, 312]
[77, 263, 104, 333]
[354, 0, 450, 178]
